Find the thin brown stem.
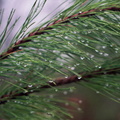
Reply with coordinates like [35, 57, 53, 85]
[0, 7, 120, 59]
[0, 66, 120, 105]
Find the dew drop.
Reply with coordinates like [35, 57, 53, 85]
[55, 89, 58, 92]
[77, 36, 81, 39]
[76, 63, 80, 66]
[24, 65, 27, 67]
[118, 98, 120, 101]
[65, 102, 69, 106]
[60, 63, 63, 66]
[19, 83, 23, 86]
[71, 67, 75, 70]
[98, 66, 101, 68]
[65, 76, 68, 78]
[53, 50, 57, 53]
[95, 49, 99, 52]
[78, 100, 82, 104]
[104, 53, 109, 57]
[78, 76, 82, 79]
[49, 94, 54, 98]
[80, 57, 85, 60]
[90, 55, 94, 58]
[84, 24, 88, 27]
[102, 46, 106, 49]
[77, 107, 82, 111]
[99, 52, 103, 55]
[28, 85, 33, 88]
[96, 91, 100, 94]
[88, 31, 91, 33]
[81, 40, 85, 43]
[105, 83, 109, 87]
[39, 52, 42, 55]
[30, 111, 35, 114]
[17, 72, 21, 75]
[96, 28, 99, 30]
[49, 80, 54, 83]
[69, 89, 74, 93]
[73, 31, 77, 34]
[63, 91, 68, 95]
[49, 61, 53, 63]
[64, 36, 69, 39]
[85, 43, 88, 46]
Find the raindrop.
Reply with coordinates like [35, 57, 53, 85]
[71, 67, 75, 70]
[96, 28, 99, 30]
[49, 80, 54, 83]
[90, 55, 94, 58]
[78, 76, 82, 79]
[28, 85, 33, 88]
[84, 24, 88, 27]
[80, 57, 85, 60]
[30, 111, 35, 114]
[95, 49, 99, 52]
[73, 31, 77, 34]
[65, 76, 68, 78]
[39, 52, 42, 55]
[104, 53, 109, 57]
[16, 62, 20, 65]
[78, 100, 82, 104]
[105, 83, 109, 87]
[99, 52, 103, 55]
[76, 63, 80, 66]
[65, 102, 69, 106]
[64, 36, 69, 39]
[63, 91, 68, 95]
[81, 40, 85, 42]
[17, 72, 21, 75]
[102, 46, 106, 49]
[118, 98, 120, 101]
[96, 91, 100, 94]
[115, 48, 119, 51]
[49, 94, 54, 98]
[77, 107, 82, 111]
[24, 90, 28, 93]
[19, 83, 23, 86]
[98, 66, 101, 69]
[85, 44, 88, 46]
[49, 61, 53, 63]
[69, 89, 74, 93]
[44, 108, 47, 111]
[77, 36, 81, 39]
[60, 63, 63, 66]
[30, 90, 33, 92]
[55, 89, 58, 92]
[53, 50, 57, 53]
[88, 31, 91, 33]
[24, 65, 27, 67]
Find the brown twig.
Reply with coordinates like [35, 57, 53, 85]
[0, 7, 120, 60]
[0, 66, 120, 105]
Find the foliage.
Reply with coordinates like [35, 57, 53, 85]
[0, 0, 120, 119]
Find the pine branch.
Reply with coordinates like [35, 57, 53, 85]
[0, 6, 119, 60]
[0, 65, 119, 105]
